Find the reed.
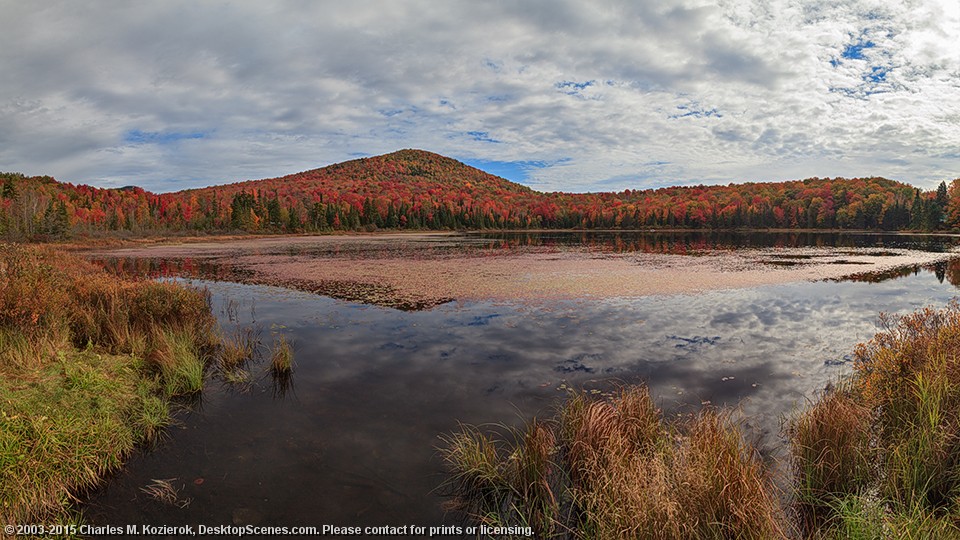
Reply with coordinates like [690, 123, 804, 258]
[788, 386, 872, 530]
[270, 334, 294, 375]
[439, 425, 513, 525]
[789, 301, 960, 537]
[219, 326, 258, 370]
[443, 386, 785, 539]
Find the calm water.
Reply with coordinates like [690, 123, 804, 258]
[82, 232, 960, 531]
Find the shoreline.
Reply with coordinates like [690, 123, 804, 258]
[60, 227, 960, 252]
[88, 234, 960, 310]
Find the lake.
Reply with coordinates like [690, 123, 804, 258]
[81, 232, 960, 530]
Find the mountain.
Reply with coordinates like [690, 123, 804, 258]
[0, 149, 951, 238]
[173, 149, 545, 230]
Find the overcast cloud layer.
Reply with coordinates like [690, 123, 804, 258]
[1, 1, 958, 192]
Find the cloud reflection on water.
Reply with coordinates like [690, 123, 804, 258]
[83, 261, 960, 528]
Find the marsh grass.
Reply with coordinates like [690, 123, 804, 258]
[789, 301, 960, 537]
[269, 334, 294, 375]
[219, 326, 259, 370]
[215, 326, 260, 386]
[1, 350, 141, 527]
[0, 244, 221, 529]
[442, 386, 785, 539]
[788, 386, 873, 531]
[153, 329, 206, 397]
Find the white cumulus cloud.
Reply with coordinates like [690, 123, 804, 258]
[0, 0, 957, 192]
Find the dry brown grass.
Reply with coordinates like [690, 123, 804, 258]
[789, 302, 960, 537]
[443, 386, 785, 539]
[219, 326, 259, 370]
[269, 334, 294, 375]
[1, 243, 220, 528]
[789, 387, 872, 531]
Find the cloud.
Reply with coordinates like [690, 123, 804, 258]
[0, 0, 957, 192]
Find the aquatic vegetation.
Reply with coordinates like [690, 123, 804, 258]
[789, 301, 960, 537]
[788, 386, 872, 529]
[446, 299, 960, 538]
[140, 478, 190, 508]
[441, 386, 785, 539]
[219, 325, 259, 370]
[0, 244, 219, 527]
[269, 334, 294, 375]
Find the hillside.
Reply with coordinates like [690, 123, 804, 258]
[0, 149, 953, 239]
[174, 149, 544, 230]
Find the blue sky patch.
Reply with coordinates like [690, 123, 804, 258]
[460, 158, 557, 184]
[841, 39, 875, 60]
[670, 104, 721, 119]
[466, 131, 501, 144]
[124, 130, 206, 145]
[866, 65, 888, 83]
[556, 80, 596, 98]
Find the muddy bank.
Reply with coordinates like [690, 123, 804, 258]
[91, 233, 960, 309]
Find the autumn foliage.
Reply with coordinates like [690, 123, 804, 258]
[0, 150, 955, 240]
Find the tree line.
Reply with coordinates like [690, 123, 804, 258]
[1, 150, 957, 241]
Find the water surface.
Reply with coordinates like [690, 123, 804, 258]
[82, 232, 960, 529]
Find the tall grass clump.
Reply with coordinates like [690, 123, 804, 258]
[150, 329, 206, 397]
[440, 425, 515, 525]
[219, 326, 259, 369]
[789, 386, 872, 531]
[789, 301, 960, 537]
[442, 385, 785, 539]
[0, 243, 221, 528]
[269, 334, 294, 375]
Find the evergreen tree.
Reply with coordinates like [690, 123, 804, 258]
[230, 191, 258, 230]
[910, 190, 924, 229]
[41, 200, 69, 238]
[923, 198, 943, 231]
[937, 181, 949, 209]
[1, 176, 16, 199]
[308, 202, 328, 230]
[385, 203, 398, 228]
[266, 196, 283, 229]
[287, 205, 302, 232]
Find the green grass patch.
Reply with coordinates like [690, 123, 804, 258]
[2, 350, 143, 524]
[0, 243, 222, 527]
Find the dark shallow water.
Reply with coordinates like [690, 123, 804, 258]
[81, 232, 960, 532]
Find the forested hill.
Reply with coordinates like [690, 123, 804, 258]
[1, 149, 956, 239]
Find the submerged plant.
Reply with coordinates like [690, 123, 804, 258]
[140, 478, 191, 508]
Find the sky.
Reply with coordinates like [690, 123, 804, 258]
[1, 1, 958, 193]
